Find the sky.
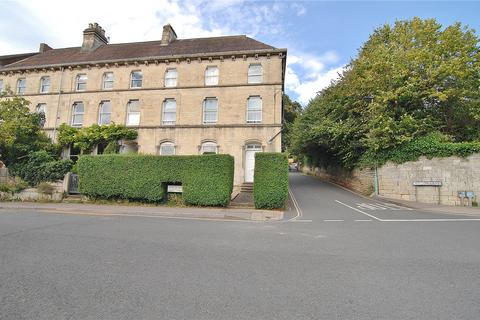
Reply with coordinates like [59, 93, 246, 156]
[1, 0, 479, 105]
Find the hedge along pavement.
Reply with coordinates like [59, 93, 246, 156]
[77, 154, 234, 206]
[253, 152, 289, 209]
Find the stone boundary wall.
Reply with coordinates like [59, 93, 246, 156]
[0, 168, 9, 184]
[378, 154, 480, 206]
[302, 153, 480, 206]
[302, 165, 374, 195]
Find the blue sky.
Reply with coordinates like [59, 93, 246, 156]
[1, 0, 479, 104]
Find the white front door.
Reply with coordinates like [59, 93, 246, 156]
[244, 144, 262, 182]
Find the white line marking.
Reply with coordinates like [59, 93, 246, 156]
[324, 219, 344, 222]
[335, 200, 383, 221]
[288, 188, 304, 221]
[355, 219, 373, 222]
[289, 219, 312, 222]
[381, 218, 480, 222]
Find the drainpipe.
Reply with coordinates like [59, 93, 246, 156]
[52, 67, 65, 140]
[374, 165, 379, 196]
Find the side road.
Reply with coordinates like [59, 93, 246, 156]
[0, 202, 283, 221]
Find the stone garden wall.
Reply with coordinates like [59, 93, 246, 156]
[302, 153, 480, 206]
[378, 154, 480, 206]
[302, 165, 374, 195]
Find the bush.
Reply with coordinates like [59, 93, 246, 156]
[37, 182, 55, 195]
[0, 179, 28, 194]
[253, 153, 289, 209]
[77, 154, 234, 206]
[359, 132, 480, 167]
[10, 150, 73, 186]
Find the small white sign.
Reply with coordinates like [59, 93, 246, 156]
[167, 185, 183, 193]
[413, 181, 442, 186]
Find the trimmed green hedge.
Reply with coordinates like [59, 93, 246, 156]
[77, 154, 234, 206]
[253, 152, 289, 209]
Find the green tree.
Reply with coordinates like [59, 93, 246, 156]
[292, 18, 480, 168]
[0, 95, 54, 166]
[282, 94, 302, 152]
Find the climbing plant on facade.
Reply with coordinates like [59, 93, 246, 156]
[57, 123, 138, 153]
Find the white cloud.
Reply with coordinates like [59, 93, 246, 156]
[1, 0, 342, 105]
[287, 66, 344, 105]
[0, 0, 288, 55]
[286, 51, 344, 105]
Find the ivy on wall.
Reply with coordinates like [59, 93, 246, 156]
[57, 123, 138, 153]
[359, 132, 480, 168]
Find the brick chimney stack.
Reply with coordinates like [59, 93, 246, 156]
[160, 24, 177, 46]
[81, 23, 108, 52]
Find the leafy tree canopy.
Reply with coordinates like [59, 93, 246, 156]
[291, 18, 480, 168]
[282, 94, 302, 153]
[0, 95, 54, 166]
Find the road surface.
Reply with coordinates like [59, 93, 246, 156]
[1, 172, 479, 319]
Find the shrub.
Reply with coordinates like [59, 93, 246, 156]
[10, 150, 73, 186]
[359, 132, 480, 167]
[253, 153, 289, 209]
[0, 179, 28, 194]
[37, 182, 55, 195]
[77, 154, 234, 206]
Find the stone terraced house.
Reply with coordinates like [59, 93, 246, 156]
[0, 23, 287, 188]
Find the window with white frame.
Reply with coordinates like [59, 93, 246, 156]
[162, 99, 176, 125]
[130, 71, 143, 88]
[126, 100, 140, 126]
[39, 76, 50, 93]
[201, 141, 218, 154]
[98, 101, 112, 125]
[248, 64, 263, 84]
[71, 102, 84, 127]
[102, 72, 114, 90]
[17, 78, 26, 94]
[203, 98, 218, 124]
[165, 68, 177, 87]
[0, 79, 3, 92]
[205, 66, 219, 86]
[36, 103, 47, 127]
[75, 74, 87, 91]
[247, 96, 262, 123]
[159, 142, 175, 155]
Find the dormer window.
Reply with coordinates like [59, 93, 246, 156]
[40, 76, 50, 93]
[75, 74, 87, 91]
[130, 71, 143, 88]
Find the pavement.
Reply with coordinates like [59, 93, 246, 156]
[0, 201, 282, 221]
[1, 172, 479, 319]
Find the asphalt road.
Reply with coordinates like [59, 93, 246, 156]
[1, 172, 479, 319]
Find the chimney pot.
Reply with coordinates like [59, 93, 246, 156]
[81, 22, 108, 52]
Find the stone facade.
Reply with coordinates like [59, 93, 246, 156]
[0, 24, 286, 187]
[378, 154, 480, 206]
[302, 165, 374, 195]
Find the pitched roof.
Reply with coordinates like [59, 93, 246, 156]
[0, 35, 284, 71]
[0, 52, 38, 67]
